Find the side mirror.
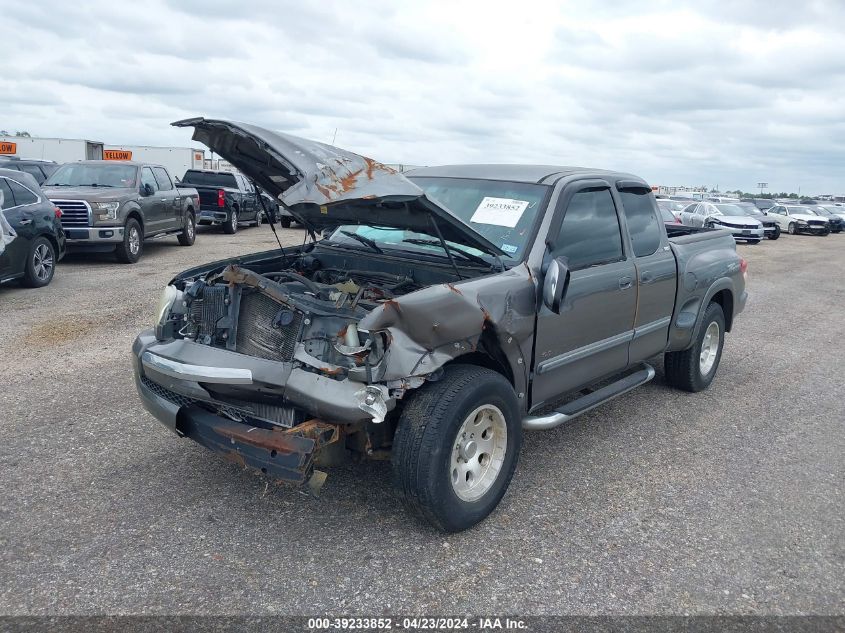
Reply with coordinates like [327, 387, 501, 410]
[141, 183, 154, 197]
[542, 256, 570, 314]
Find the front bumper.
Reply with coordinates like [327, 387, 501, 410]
[132, 330, 362, 484]
[132, 328, 389, 420]
[796, 224, 829, 235]
[62, 225, 125, 244]
[719, 225, 764, 241]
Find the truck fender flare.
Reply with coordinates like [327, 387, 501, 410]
[672, 277, 734, 351]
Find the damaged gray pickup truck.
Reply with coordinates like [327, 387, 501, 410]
[132, 118, 748, 532]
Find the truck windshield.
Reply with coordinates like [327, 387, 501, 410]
[45, 163, 137, 188]
[324, 178, 548, 263]
[714, 204, 746, 215]
[409, 177, 548, 260]
[181, 171, 238, 188]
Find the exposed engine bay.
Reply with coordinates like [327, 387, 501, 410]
[159, 250, 445, 384]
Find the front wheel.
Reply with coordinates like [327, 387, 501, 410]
[664, 302, 725, 392]
[280, 215, 292, 228]
[223, 209, 238, 234]
[787, 222, 797, 235]
[177, 211, 195, 246]
[115, 218, 143, 263]
[22, 237, 56, 288]
[392, 365, 522, 532]
[768, 226, 780, 240]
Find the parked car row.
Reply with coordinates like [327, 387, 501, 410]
[0, 158, 291, 288]
[657, 194, 845, 242]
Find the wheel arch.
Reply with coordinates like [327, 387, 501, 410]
[124, 208, 144, 233]
[444, 328, 517, 390]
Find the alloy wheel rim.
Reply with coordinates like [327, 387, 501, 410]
[129, 227, 140, 254]
[450, 404, 508, 502]
[699, 321, 720, 375]
[231, 212, 238, 231]
[187, 216, 194, 239]
[33, 243, 54, 281]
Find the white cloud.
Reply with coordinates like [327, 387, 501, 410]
[1, 0, 843, 193]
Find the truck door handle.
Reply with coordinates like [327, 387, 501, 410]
[18, 218, 32, 225]
[619, 276, 633, 290]
[641, 271, 653, 283]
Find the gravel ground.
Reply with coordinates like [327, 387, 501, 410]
[0, 226, 843, 615]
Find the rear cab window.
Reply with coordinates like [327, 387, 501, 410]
[618, 187, 662, 257]
[152, 167, 173, 191]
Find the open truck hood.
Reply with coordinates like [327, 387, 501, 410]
[172, 118, 505, 257]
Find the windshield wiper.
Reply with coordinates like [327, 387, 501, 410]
[82, 184, 115, 187]
[402, 238, 494, 269]
[339, 230, 383, 254]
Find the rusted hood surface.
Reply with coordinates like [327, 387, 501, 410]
[172, 117, 504, 256]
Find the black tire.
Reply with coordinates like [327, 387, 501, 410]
[223, 208, 238, 234]
[177, 211, 195, 246]
[115, 218, 143, 264]
[787, 222, 796, 235]
[768, 226, 780, 240]
[391, 364, 522, 532]
[254, 211, 263, 227]
[280, 215, 292, 228]
[22, 237, 56, 288]
[664, 302, 725, 393]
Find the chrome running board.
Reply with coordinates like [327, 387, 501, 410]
[522, 363, 655, 431]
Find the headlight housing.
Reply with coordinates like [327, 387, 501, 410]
[93, 201, 120, 220]
[155, 285, 182, 325]
[795, 219, 808, 225]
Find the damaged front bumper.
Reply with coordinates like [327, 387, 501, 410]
[132, 329, 393, 484]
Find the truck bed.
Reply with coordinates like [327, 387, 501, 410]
[666, 226, 744, 353]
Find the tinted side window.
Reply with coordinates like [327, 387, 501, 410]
[8, 179, 38, 205]
[152, 167, 173, 191]
[141, 167, 158, 192]
[0, 178, 13, 209]
[619, 189, 661, 257]
[19, 164, 45, 183]
[551, 188, 623, 270]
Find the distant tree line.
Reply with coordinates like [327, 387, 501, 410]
[722, 190, 801, 199]
[0, 130, 32, 137]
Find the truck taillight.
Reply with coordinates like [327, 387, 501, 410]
[217, 189, 225, 207]
[54, 207, 62, 218]
[740, 257, 748, 280]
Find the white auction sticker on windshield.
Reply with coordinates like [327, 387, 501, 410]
[470, 197, 529, 228]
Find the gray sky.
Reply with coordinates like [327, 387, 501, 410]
[3, 0, 844, 193]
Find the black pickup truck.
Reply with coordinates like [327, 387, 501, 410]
[179, 169, 264, 234]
